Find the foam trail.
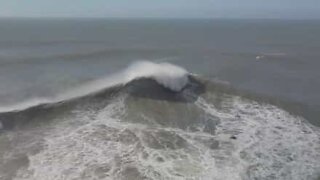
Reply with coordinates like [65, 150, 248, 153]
[0, 61, 189, 113]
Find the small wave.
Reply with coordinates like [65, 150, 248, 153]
[256, 52, 287, 60]
[0, 61, 189, 113]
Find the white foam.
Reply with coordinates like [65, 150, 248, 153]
[0, 61, 189, 113]
[195, 96, 320, 180]
[14, 96, 127, 180]
[13, 93, 320, 180]
[6, 67, 319, 179]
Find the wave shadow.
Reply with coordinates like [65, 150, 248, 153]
[124, 75, 206, 103]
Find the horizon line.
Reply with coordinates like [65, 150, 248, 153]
[1, 16, 320, 21]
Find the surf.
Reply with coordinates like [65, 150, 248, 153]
[1, 61, 320, 180]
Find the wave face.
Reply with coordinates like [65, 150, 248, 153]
[0, 62, 320, 180]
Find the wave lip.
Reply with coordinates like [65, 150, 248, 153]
[125, 61, 189, 92]
[0, 61, 189, 113]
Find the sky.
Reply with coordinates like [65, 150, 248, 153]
[0, 0, 320, 19]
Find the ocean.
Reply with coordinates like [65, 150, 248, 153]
[0, 18, 319, 180]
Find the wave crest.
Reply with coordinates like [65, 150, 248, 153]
[125, 61, 188, 92]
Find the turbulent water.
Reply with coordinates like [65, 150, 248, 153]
[0, 19, 320, 180]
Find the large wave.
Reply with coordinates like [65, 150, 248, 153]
[0, 61, 189, 114]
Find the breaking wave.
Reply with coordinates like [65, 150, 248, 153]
[0, 61, 320, 180]
[0, 61, 189, 113]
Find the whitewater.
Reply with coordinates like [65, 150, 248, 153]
[0, 61, 320, 180]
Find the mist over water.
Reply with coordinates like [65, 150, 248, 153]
[0, 19, 320, 179]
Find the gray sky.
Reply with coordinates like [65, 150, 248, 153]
[1, 0, 320, 19]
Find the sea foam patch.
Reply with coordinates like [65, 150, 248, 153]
[196, 96, 320, 180]
[9, 76, 320, 180]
